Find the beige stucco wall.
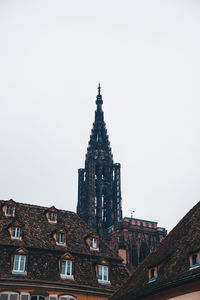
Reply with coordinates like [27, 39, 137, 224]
[168, 291, 200, 300]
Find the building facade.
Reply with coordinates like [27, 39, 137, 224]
[108, 217, 167, 270]
[0, 199, 128, 300]
[77, 85, 166, 270]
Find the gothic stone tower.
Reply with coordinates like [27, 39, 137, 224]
[77, 84, 122, 234]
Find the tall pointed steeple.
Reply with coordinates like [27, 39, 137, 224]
[77, 85, 122, 234]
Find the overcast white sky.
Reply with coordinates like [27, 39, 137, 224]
[0, 0, 200, 231]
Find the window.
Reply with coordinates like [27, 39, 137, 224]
[49, 296, 57, 300]
[190, 253, 200, 269]
[59, 296, 76, 300]
[12, 227, 20, 239]
[12, 255, 26, 274]
[31, 296, 45, 300]
[49, 212, 56, 222]
[20, 294, 29, 300]
[0, 292, 19, 300]
[6, 206, 13, 216]
[90, 238, 99, 250]
[61, 260, 74, 279]
[148, 267, 157, 283]
[57, 232, 64, 245]
[98, 265, 110, 284]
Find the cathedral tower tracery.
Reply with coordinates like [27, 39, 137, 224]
[77, 84, 122, 234]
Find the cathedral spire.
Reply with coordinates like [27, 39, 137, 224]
[77, 86, 123, 234]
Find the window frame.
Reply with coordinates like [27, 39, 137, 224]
[98, 265, 110, 284]
[148, 267, 158, 283]
[57, 232, 65, 245]
[30, 296, 45, 300]
[60, 260, 74, 280]
[59, 295, 76, 300]
[90, 238, 99, 251]
[189, 252, 200, 270]
[12, 254, 27, 275]
[12, 227, 21, 240]
[0, 292, 19, 300]
[5, 205, 14, 216]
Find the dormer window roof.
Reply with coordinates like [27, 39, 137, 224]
[45, 206, 58, 224]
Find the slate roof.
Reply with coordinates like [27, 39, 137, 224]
[110, 200, 200, 300]
[0, 199, 128, 295]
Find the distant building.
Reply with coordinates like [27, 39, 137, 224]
[108, 217, 167, 270]
[77, 85, 167, 270]
[0, 199, 128, 300]
[110, 201, 200, 300]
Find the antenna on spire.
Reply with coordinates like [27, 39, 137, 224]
[98, 82, 101, 95]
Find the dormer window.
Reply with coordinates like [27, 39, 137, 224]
[91, 238, 99, 250]
[6, 206, 13, 216]
[148, 267, 157, 283]
[57, 232, 65, 245]
[61, 260, 74, 280]
[13, 255, 26, 273]
[49, 212, 56, 222]
[189, 252, 200, 269]
[12, 248, 28, 275]
[85, 234, 99, 251]
[91, 238, 97, 248]
[45, 206, 58, 224]
[8, 222, 22, 241]
[12, 227, 20, 240]
[60, 253, 74, 280]
[98, 265, 110, 284]
[2, 199, 16, 217]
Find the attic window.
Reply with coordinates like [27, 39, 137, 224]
[5, 205, 15, 217]
[12, 227, 21, 240]
[56, 232, 65, 245]
[189, 252, 200, 269]
[60, 260, 74, 280]
[49, 212, 56, 223]
[12, 255, 26, 274]
[148, 267, 157, 283]
[91, 238, 99, 250]
[98, 265, 110, 284]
